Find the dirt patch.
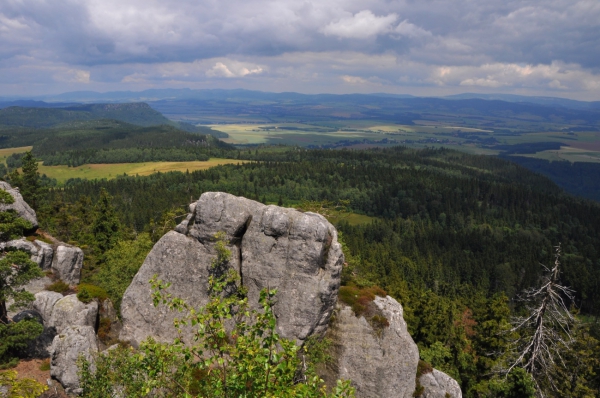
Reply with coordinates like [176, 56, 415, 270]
[12, 359, 50, 385]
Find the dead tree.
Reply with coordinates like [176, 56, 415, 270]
[505, 243, 575, 397]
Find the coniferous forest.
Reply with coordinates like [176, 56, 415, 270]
[5, 146, 593, 396]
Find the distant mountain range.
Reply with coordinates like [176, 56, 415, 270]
[2, 88, 599, 110]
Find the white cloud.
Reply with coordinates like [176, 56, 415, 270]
[206, 61, 263, 78]
[341, 75, 369, 84]
[393, 20, 432, 39]
[321, 10, 397, 39]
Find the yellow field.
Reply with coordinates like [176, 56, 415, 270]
[38, 159, 250, 183]
[0, 146, 32, 164]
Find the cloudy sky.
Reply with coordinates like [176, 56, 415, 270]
[1, 0, 599, 100]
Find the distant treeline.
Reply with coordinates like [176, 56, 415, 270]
[502, 155, 600, 202]
[40, 148, 210, 166]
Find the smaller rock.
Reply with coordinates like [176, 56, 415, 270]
[1, 238, 54, 269]
[50, 325, 98, 394]
[33, 291, 64, 325]
[12, 309, 43, 325]
[52, 244, 83, 285]
[49, 295, 98, 334]
[0, 181, 38, 229]
[174, 213, 194, 234]
[419, 368, 462, 398]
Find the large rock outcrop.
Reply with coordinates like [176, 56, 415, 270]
[0, 181, 38, 229]
[120, 192, 344, 346]
[323, 296, 420, 398]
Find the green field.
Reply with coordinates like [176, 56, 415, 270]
[37, 159, 250, 183]
[0, 146, 32, 164]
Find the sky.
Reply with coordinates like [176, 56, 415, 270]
[1, 0, 599, 100]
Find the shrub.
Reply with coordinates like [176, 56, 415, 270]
[76, 283, 108, 303]
[45, 280, 69, 294]
[338, 285, 387, 317]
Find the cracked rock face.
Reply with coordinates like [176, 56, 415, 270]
[120, 192, 344, 347]
[323, 296, 420, 398]
[0, 181, 38, 229]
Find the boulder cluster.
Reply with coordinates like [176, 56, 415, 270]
[3, 186, 462, 398]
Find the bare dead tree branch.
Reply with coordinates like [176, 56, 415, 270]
[502, 243, 576, 397]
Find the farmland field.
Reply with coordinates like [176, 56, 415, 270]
[37, 159, 250, 183]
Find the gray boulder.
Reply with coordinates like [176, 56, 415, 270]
[419, 369, 463, 398]
[1, 238, 54, 269]
[121, 192, 343, 346]
[33, 290, 64, 324]
[323, 296, 420, 398]
[50, 325, 98, 394]
[49, 294, 98, 334]
[52, 244, 84, 285]
[0, 181, 38, 228]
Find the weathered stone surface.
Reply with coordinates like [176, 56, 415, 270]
[323, 296, 420, 398]
[0, 181, 38, 228]
[419, 369, 463, 398]
[33, 291, 64, 324]
[121, 192, 343, 347]
[1, 238, 54, 270]
[49, 295, 98, 334]
[120, 230, 221, 346]
[33, 240, 54, 270]
[50, 325, 98, 394]
[51, 244, 83, 285]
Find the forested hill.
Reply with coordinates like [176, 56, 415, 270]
[2, 120, 235, 166]
[0, 102, 227, 137]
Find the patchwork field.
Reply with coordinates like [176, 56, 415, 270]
[37, 159, 250, 183]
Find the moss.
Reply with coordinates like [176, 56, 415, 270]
[338, 285, 387, 317]
[413, 360, 434, 397]
[39, 359, 50, 371]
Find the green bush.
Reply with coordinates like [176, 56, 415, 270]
[45, 280, 69, 293]
[77, 283, 108, 303]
